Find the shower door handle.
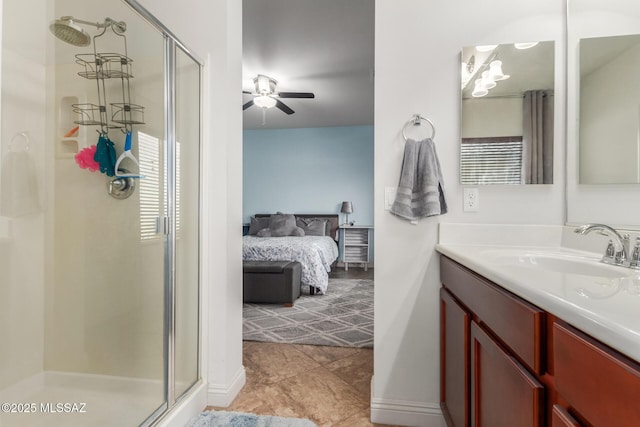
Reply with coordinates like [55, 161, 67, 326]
[155, 216, 170, 235]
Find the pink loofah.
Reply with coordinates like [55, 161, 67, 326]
[75, 145, 100, 172]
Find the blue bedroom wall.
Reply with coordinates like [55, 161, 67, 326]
[243, 125, 374, 226]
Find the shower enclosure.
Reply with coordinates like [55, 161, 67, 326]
[0, 0, 202, 425]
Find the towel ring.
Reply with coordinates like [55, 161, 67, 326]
[402, 114, 436, 141]
[7, 132, 30, 152]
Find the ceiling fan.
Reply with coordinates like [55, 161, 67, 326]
[243, 74, 315, 115]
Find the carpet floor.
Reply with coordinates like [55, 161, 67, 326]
[243, 278, 373, 348]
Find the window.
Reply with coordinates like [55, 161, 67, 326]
[460, 136, 523, 185]
[139, 132, 162, 241]
[138, 131, 182, 241]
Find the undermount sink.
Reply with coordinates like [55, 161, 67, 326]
[484, 249, 634, 279]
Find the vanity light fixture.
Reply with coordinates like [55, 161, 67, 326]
[481, 70, 496, 89]
[514, 41, 539, 50]
[488, 60, 510, 81]
[476, 44, 497, 52]
[472, 79, 488, 97]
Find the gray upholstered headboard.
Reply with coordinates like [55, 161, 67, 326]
[255, 214, 339, 241]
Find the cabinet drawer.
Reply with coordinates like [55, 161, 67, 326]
[440, 256, 545, 375]
[471, 321, 544, 427]
[344, 228, 369, 244]
[553, 321, 640, 427]
[344, 246, 368, 262]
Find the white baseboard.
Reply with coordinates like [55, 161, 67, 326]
[206, 366, 246, 407]
[156, 382, 207, 427]
[370, 396, 445, 427]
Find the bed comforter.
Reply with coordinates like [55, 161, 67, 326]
[242, 235, 339, 294]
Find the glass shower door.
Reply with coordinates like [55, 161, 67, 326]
[174, 45, 201, 400]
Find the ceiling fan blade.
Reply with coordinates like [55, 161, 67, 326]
[277, 92, 315, 99]
[275, 99, 295, 115]
[243, 99, 255, 110]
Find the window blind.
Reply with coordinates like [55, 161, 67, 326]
[460, 136, 523, 185]
[139, 132, 161, 241]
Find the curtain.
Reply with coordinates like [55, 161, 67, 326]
[522, 90, 554, 184]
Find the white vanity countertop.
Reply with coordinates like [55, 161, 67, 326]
[436, 224, 640, 363]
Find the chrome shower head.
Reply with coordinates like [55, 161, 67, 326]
[49, 17, 91, 47]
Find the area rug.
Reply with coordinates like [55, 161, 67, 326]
[186, 410, 317, 427]
[243, 278, 373, 348]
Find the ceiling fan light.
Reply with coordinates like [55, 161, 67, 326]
[472, 79, 488, 97]
[254, 74, 276, 95]
[254, 95, 277, 109]
[489, 60, 509, 81]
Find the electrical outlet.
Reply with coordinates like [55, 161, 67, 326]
[463, 188, 479, 212]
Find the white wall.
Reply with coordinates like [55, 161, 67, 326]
[461, 97, 523, 138]
[373, 1, 565, 425]
[579, 42, 640, 184]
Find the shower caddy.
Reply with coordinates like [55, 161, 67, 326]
[71, 18, 145, 199]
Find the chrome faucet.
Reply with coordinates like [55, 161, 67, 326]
[574, 224, 630, 266]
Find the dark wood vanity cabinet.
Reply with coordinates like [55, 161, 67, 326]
[440, 256, 544, 427]
[553, 321, 640, 427]
[440, 288, 470, 427]
[440, 255, 640, 427]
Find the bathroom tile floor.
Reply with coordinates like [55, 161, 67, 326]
[208, 341, 398, 427]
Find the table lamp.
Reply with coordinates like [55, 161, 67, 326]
[341, 201, 353, 225]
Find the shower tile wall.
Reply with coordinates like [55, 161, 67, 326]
[0, 0, 47, 391]
[2, 0, 167, 390]
[46, 0, 167, 381]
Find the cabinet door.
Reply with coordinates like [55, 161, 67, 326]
[471, 322, 544, 427]
[551, 405, 582, 427]
[441, 288, 470, 427]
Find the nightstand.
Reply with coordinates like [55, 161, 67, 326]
[340, 225, 373, 271]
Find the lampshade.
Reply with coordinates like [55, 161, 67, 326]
[488, 60, 510, 81]
[253, 95, 277, 109]
[472, 79, 488, 97]
[476, 44, 497, 52]
[340, 201, 353, 214]
[514, 41, 538, 50]
[481, 71, 496, 89]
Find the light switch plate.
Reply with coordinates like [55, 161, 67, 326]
[385, 186, 397, 211]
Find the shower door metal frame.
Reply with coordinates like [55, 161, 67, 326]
[122, 1, 204, 426]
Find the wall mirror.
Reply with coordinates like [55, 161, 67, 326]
[579, 34, 640, 184]
[460, 41, 555, 185]
[566, 0, 640, 229]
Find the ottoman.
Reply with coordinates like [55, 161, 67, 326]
[243, 261, 302, 306]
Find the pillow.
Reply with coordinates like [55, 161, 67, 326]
[248, 216, 270, 235]
[296, 217, 328, 236]
[257, 212, 305, 237]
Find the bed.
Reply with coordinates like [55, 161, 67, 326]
[242, 214, 340, 294]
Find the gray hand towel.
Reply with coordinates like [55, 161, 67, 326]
[390, 138, 447, 221]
